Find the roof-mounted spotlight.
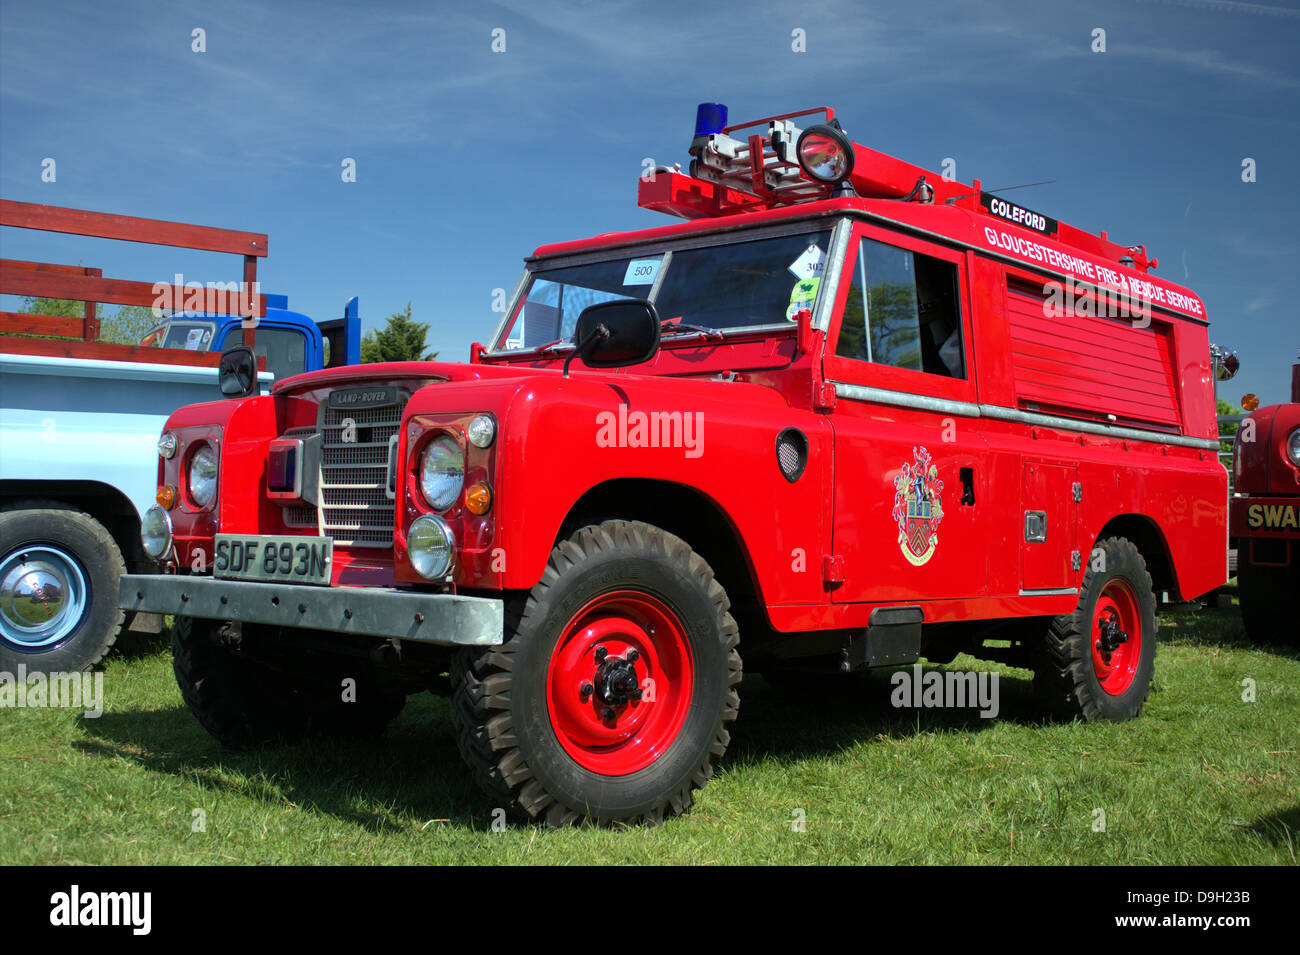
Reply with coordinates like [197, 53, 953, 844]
[796, 121, 855, 185]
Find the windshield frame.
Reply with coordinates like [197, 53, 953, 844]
[486, 216, 853, 357]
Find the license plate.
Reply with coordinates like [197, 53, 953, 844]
[213, 534, 333, 586]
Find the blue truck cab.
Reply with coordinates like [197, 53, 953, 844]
[139, 294, 362, 378]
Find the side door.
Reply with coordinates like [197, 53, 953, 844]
[1020, 460, 1080, 592]
[824, 223, 990, 603]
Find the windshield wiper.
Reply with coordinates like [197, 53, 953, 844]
[660, 320, 724, 342]
[525, 338, 574, 355]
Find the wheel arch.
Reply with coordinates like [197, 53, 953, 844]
[555, 478, 768, 637]
[0, 481, 145, 570]
[1093, 513, 1177, 599]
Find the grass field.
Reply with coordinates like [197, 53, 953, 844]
[2, 605, 1295, 865]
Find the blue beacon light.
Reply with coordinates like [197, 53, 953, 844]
[694, 103, 728, 138]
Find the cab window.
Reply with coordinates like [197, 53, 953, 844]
[836, 237, 964, 379]
[221, 326, 308, 381]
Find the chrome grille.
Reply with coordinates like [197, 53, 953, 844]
[317, 391, 406, 547]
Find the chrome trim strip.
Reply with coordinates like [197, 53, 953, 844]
[647, 249, 672, 303]
[812, 218, 852, 332]
[829, 380, 981, 418]
[1018, 588, 1079, 597]
[828, 380, 1219, 450]
[978, 403, 1219, 451]
[487, 267, 533, 353]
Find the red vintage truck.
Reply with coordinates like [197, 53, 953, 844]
[119, 106, 1227, 825]
[1231, 353, 1300, 644]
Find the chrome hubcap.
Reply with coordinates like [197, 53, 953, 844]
[0, 546, 89, 649]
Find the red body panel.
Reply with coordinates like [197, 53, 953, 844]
[150, 133, 1230, 639]
[1231, 401, 1300, 548]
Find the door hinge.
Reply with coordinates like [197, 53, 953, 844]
[814, 380, 837, 413]
[822, 554, 845, 585]
[1072, 482, 1082, 503]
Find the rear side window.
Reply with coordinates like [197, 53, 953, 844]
[836, 237, 965, 379]
[221, 327, 307, 381]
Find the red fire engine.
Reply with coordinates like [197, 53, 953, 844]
[120, 106, 1227, 825]
[1231, 353, 1300, 644]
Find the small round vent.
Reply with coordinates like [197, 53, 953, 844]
[775, 428, 809, 483]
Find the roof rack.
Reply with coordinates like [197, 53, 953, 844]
[638, 105, 1158, 274]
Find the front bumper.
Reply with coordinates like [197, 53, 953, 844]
[119, 574, 503, 646]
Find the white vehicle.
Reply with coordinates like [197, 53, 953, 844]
[0, 354, 272, 671]
[0, 199, 356, 671]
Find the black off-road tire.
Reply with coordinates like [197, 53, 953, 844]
[1031, 536, 1157, 722]
[1237, 559, 1300, 646]
[0, 502, 125, 673]
[450, 520, 742, 827]
[172, 616, 405, 749]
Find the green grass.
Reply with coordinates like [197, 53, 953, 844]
[1, 606, 1296, 865]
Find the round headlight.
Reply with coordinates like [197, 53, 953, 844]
[467, 414, 496, 449]
[408, 514, 455, 579]
[796, 124, 855, 184]
[158, 432, 178, 459]
[188, 444, 218, 507]
[1287, 428, 1300, 468]
[141, 505, 173, 560]
[420, 434, 464, 510]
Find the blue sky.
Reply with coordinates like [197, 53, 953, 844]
[2, 0, 1297, 403]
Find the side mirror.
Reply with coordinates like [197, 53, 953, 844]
[1210, 343, 1240, 382]
[218, 345, 258, 398]
[565, 299, 661, 376]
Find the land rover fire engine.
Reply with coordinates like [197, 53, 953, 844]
[120, 106, 1228, 826]
[1231, 353, 1300, 644]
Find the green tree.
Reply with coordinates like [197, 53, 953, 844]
[1217, 397, 1242, 457]
[17, 295, 98, 320]
[9, 295, 158, 345]
[99, 304, 157, 345]
[360, 302, 438, 363]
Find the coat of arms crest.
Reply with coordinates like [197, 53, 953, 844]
[892, 446, 944, 566]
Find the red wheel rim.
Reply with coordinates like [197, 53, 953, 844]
[1091, 580, 1142, 695]
[546, 590, 694, 776]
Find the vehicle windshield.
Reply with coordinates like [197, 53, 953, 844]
[139, 320, 217, 351]
[494, 228, 833, 352]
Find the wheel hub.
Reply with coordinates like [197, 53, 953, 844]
[593, 647, 642, 707]
[546, 591, 695, 776]
[1094, 613, 1129, 665]
[0, 546, 88, 650]
[1090, 582, 1143, 696]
